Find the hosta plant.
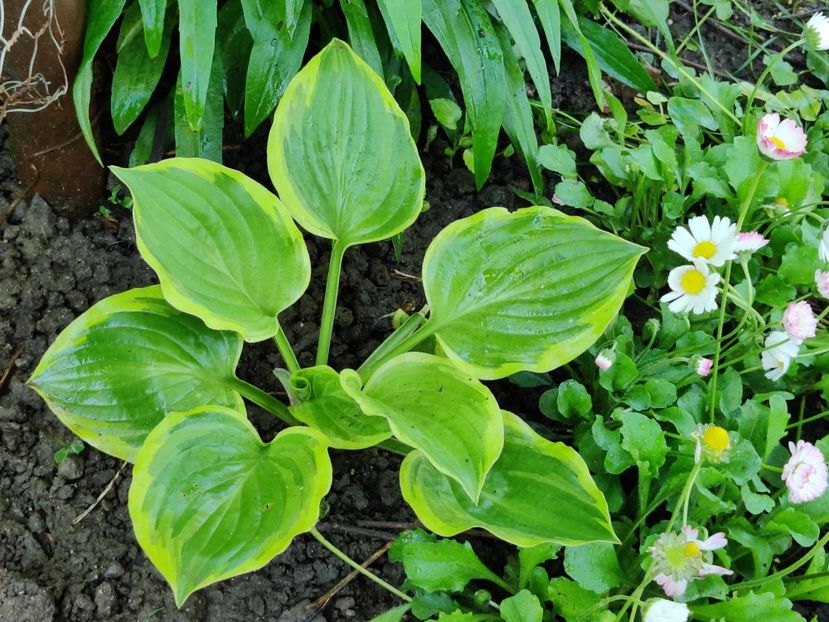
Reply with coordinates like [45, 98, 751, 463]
[31, 40, 645, 605]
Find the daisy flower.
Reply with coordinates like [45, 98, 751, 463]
[805, 13, 829, 51]
[650, 526, 733, 597]
[661, 261, 721, 315]
[691, 424, 731, 464]
[782, 440, 828, 504]
[782, 301, 817, 342]
[667, 215, 737, 266]
[695, 357, 713, 377]
[816, 270, 829, 299]
[761, 331, 800, 381]
[819, 229, 829, 263]
[595, 350, 614, 371]
[643, 599, 690, 622]
[734, 231, 769, 254]
[757, 113, 807, 160]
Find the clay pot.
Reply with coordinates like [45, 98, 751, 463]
[3, 0, 105, 217]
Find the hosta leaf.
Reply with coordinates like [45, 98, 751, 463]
[341, 353, 503, 502]
[289, 366, 391, 449]
[400, 411, 618, 547]
[176, 0, 217, 131]
[113, 158, 311, 342]
[29, 286, 242, 462]
[129, 406, 332, 605]
[423, 206, 646, 380]
[422, 0, 505, 189]
[377, 0, 422, 82]
[267, 39, 425, 246]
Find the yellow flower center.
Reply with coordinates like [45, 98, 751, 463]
[683, 542, 701, 558]
[770, 136, 787, 150]
[681, 269, 706, 295]
[775, 197, 789, 207]
[703, 426, 730, 453]
[693, 240, 717, 259]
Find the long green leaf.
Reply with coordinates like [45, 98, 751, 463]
[340, 0, 385, 78]
[217, 1, 252, 121]
[29, 286, 243, 462]
[377, 0, 422, 82]
[491, 0, 551, 122]
[130, 406, 332, 606]
[531, 0, 561, 74]
[341, 353, 503, 502]
[422, 0, 505, 189]
[112, 158, 311, 342]
[562, 17, 657, 93]
[138, 0, 166, 57]
[401, 411, 618, 546]
[176, 0, 217, 130]
[267, 40, 425, 246]
[423, 206, 646, 379]
[112, 2, 173, 134]
[173, 49, 224, 162]
[494, 22, 543, 195]
[72, 0, 128, 165]
[243, 0, 312, 137]
[558, 0, 604, 108]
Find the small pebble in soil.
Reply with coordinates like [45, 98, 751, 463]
[57, 455, 83, 481]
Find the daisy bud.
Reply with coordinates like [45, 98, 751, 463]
[695, 357, 713, 377]
[734, 231, 769, 254]
[643, 598, 690, 622]
[756, 113, 807, 160]
[782, 440, 828, 503]
[692, 424, 731, 464]
[782, 301, 817, 342]
[762, 331, 800, 381]
[595, 350, 614, 371]
[804, 13, 829, 51]
[816, 270, 829, 299]
[819, 229, 829, 264]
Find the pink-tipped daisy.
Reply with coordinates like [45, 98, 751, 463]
[650, 526, 733, 597]
[782, 301, 817, 342]
[695, 357, 713, 377]
[667, 215, 737, 267]
[734, 231, 769, 254]
[762, 331, 800, 381]
[820, 229, 829, 263]
[757, 113, 807, 160]
[595, 350, 614, 371]
[783, 440, 828, 503]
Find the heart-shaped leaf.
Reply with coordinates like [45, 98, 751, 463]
[400, 411, 618, 547]
[341, 353, 503, 502]
[113, 158, 311, 342]
[423, 206, 646, 379]
[129, 406, 332, 605]
[29, 286, 243, 462]
[289, 366, 392, 450]
[267, 39, 425, 246]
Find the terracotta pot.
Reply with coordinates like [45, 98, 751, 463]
[3, 0, 105, 216]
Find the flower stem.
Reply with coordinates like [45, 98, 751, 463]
[708, 162, 768, 422]
[742, 40, 804, 134]
[317, 240, 347, 367]
[309, 526, 412, 602]
[731, 529, 829, 591]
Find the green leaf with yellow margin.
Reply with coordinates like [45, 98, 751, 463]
[29, 286, 242, 462]
[400, 411, 618, 546]
[341, 353, 503, 502]
[267, 39, 425, 246]
[422, 206, 646, 380]
[113, 158, 310, 342]
[129, 406, 332, 606]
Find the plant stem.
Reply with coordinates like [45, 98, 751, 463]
[357, 311, 427, 380]
[231, 377, 301, 426]
[357, 320, 439, 381]
[742, 40, 804, 133]
[732, 529, 829, 591]
[309, 526, 412, 603]
[707, 162, 767, 422]
[274, 326, 300, 375]
[317, 240, 347, 367]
